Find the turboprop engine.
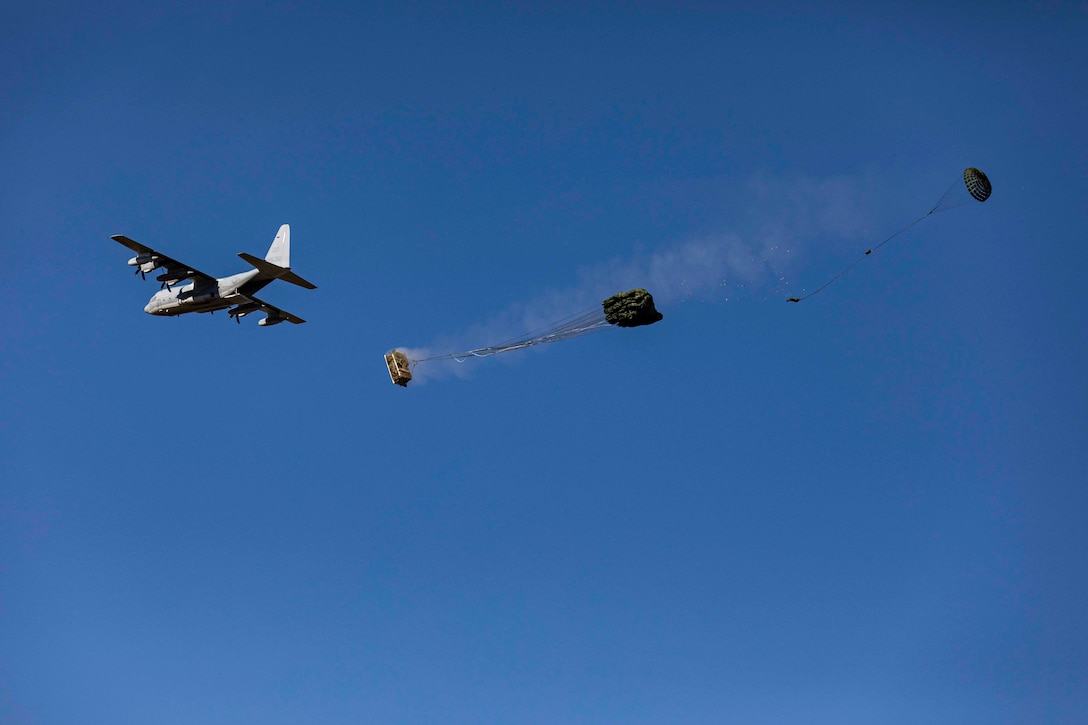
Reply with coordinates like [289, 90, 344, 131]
[128, 254, 160, 277]
[228, 302, 260, 323]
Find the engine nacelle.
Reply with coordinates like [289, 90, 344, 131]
[128, 253, 155, 266]
[229, 303, 260, 319]
[258, 315, 285, 327]
[156, 270, 189, 285]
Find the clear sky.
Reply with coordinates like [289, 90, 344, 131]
[2, 2, 1086, 723]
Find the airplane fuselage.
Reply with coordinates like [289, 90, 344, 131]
[113, 224, 314, 326]
[144, 270, 271, 316]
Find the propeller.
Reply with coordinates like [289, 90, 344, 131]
[228, 303, 259, 324]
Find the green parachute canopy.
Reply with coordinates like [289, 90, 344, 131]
[386, 288, 663, 385]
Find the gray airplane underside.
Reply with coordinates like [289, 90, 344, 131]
[112, 224, 315, 326]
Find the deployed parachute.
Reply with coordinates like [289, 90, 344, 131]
[964, 167, 993, 202]
[931, 166, 992, 211]
[386, 288, 663, 386]
[787, 167, 992, 303]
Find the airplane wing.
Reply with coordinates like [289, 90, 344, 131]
[244, 294, 306, 325]
[111, 234, 218, 287]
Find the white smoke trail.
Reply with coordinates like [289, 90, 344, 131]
[395, 170, 878, 384]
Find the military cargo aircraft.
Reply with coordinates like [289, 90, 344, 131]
[112, 224, 315, 326]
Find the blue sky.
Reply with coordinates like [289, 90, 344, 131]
[2, 2, 1086, 723]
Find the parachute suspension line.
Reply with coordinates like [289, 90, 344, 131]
[405, 306, 611, 364]
[786, 213, 931, 303]
[480, 306, 606, 352]
[930, 179, 963, 215]
[786, 169, 991, 304]
[929, 179, 973, 215]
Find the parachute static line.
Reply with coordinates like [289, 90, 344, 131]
[385, 288, 663, 386]
[787, 168, 992, 303]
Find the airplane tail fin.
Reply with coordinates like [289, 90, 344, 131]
[239, 224, 317, 290]
[265, 224, 291, 268]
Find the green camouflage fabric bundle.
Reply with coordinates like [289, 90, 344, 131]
[603, 288, 663, 328]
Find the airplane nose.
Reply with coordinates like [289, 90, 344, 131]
[144, 301, 154, 314]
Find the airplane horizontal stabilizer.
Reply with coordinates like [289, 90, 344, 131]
[238, 252, 317, 290]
